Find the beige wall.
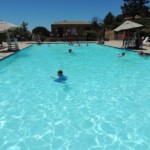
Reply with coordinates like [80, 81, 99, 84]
[105, 30, 115, 40]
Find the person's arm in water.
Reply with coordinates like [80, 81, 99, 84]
[50, 75, 67, 81]
[50, 76, 62, 82]
[50, 76, 56, 79]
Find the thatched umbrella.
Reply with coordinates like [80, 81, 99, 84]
[114, 20, 143, 32]
[0, 21, 18, 50]
[114, 20, 143, 48]
[0, 21, 18, 33]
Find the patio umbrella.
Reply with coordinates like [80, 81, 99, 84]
[114, 20, 143, 32]
[0, 21, 18, 33]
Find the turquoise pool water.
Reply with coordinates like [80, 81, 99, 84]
[0, 43, 150, 150]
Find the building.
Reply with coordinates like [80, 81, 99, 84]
[51, 21, 92, 38]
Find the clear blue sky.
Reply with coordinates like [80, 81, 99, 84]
[0, 0, 139, 31]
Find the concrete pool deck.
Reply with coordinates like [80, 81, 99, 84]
[0, 40, 150, 60]
[104, 40, 150, 54]
[0, 42, 32, 60]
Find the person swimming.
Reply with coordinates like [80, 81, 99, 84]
[51, 70, 67, 83]
[138, 51, 150, 56]
[118, 52, 125, 57]
[139, 51, 145, 56]
[68, 49, 72, 53]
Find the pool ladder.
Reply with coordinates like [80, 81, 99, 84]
[7, 38, 19, 51]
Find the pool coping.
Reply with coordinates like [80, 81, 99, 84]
[102, 44, 138, 53]
[104, 40, 150, 54]
[0, 44, 33, 61]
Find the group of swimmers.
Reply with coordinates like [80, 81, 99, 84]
[69, 41, 80, 46]
[50, 48, 74, 82]
[51, 42, 88, 82]
[52, 50, 126, 82]
[118, 51, 149, 57]
[51, 45, 150, 83]
[69, 41, 88, 47]
[52, 52, 125, 83]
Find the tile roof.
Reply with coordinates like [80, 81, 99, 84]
[53, 21, 91, 25]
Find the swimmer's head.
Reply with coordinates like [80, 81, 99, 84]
[58, 70, 63, 76]
[69, 49, 72, 53]
[122, 52, 125, 56]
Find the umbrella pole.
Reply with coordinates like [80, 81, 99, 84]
[127, 29, 129, 48]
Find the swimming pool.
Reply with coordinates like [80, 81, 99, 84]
[0, 43, 150, 149]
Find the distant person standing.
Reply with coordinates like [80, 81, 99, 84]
[101, 37, 104, 44]
[134, 30, 140, 49]
[122, 31, 127, 47]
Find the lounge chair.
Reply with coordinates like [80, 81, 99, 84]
[143, 37, 150, 46]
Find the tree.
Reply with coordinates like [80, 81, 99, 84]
[121, 0, 150, 17]
[104, 12, 115, 29]
[21, 21, 28, 32]
[113, 14, 124, 28]
[91, 16, 100, 29]
[13, 21, 31, 41]
[91, 16, 105, 37]
[115, 14, 124, 23]
[32, 26, 50, 37]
